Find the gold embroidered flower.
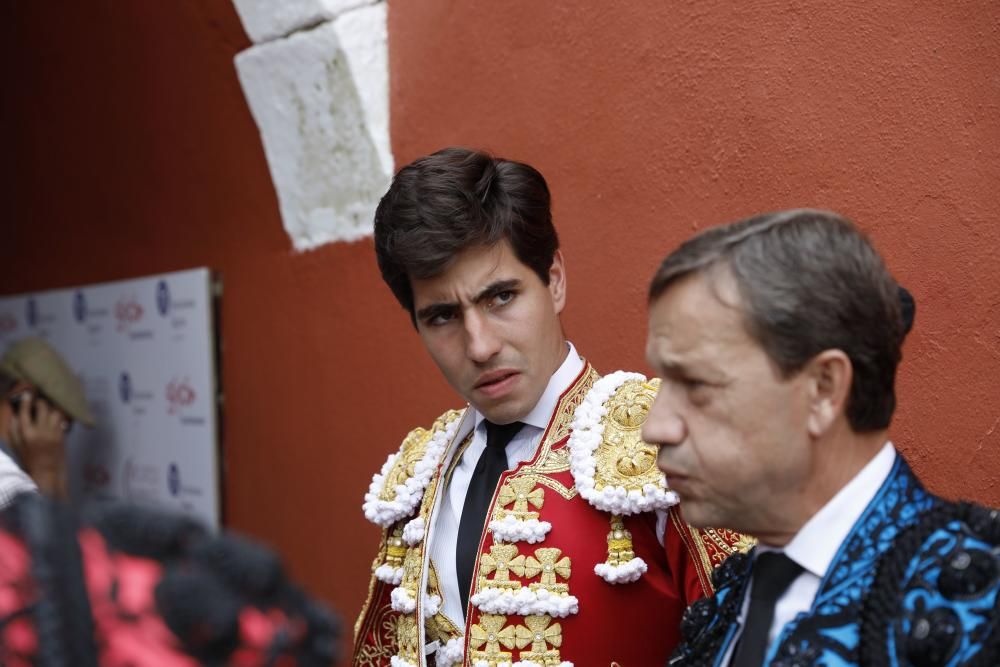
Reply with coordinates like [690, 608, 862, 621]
[479, 544, 526, 583]
[497, 477, 545, 514]
[524, 548, 571, 586]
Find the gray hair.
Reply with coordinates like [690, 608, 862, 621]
[648, 209, 903, 431]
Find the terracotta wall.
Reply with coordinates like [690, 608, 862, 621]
[2, 0, 998, 645]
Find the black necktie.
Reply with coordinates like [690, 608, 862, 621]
[455, 420, 524, 615]
[731, 552, 804, 667]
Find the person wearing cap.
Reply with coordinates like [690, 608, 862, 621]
[0, 336, 96, 505]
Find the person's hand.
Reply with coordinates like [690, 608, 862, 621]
[8, 393, 69, 498]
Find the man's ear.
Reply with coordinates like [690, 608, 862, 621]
[805, 349, 852, 438]
[548, 250, 567, 314]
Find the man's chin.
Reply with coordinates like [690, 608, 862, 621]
[472, 396, 529, 425]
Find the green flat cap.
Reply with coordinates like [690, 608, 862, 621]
[0, 337, 96, 427]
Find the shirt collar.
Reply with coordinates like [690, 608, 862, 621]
[473, 342, 584, 431]
[765, 442, 897, 578]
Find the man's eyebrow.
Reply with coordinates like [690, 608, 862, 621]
[415, 302, 458, 322]
[473, 279, 521, 304]
[648, 358, 694, 377]
[414, 279, 523, 321]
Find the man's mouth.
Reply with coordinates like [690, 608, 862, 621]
[474, 370, 520, 398]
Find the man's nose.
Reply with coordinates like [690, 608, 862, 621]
[642, 386, 687, 448]
[465, 312, 502, 363]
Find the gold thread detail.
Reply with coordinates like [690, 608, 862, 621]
[470, 614, 517, 666]
[524, 548, 571, 595]
[479, 544, 527, 590]
[515, 615, 564, 663]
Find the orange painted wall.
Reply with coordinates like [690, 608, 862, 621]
[2, 0, 998, 650]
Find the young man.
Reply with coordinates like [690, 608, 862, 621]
[353, 148, 748, 666]
[643, 209, 999, 666]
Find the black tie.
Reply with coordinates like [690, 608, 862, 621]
[456, 420, 524, 615]
[731, 552, 804, 667]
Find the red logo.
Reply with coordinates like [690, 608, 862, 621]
[115, 296, 144, 331]
[166, 378, 196, 415]
[0, 313, 17, 334]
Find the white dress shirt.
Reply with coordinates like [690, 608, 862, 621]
[0, 442, 38, 509]
[431, 343, 585, 629]
[724, 442, 897, 664]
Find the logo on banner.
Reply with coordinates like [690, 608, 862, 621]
[156, 280, 171, 317]
[73, 291, 87, 323]
[168, 463, 181, 497]
[0, 313, 17, 334]
[26, 299, 38, 328]
[123, 458, 159, 500]
[166, 378, 196, 415]
[115, 296, 145, 332]
[119, 372, 132, 404]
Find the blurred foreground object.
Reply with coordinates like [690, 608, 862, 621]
[0, 495, 339, 666]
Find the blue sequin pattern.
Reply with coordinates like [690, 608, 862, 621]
[669, 456, 1000, 667]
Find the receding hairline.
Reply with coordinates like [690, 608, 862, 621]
[648, 208, 850, 302]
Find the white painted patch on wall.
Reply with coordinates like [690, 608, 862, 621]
[233, 0, 377, 44]
[233, 0, 391, 250]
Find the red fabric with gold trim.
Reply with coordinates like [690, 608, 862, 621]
[462, 440, 709, 667]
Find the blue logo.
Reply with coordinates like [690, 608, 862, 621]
[119, 372, 132, 404]
[167, 463, 180, 497]
[156, 281, 171, 317]
[26, 298, 37, 328]
[73, 291, 87, 323]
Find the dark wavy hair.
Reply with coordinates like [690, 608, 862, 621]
[373, 147, 559, 324]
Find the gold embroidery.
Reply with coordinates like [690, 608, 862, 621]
[532, 446, 571, 473]
[479, 544, 526, 590]
[702, 527, 757, 560]
[358, 409, 467, 664]
[533, 474, 577, 500]
[593, 379, 662, 493]
[395, 613, 420, 662]
[496, 477, 545, 520]
[524, 548, 571, 594]
[470, 614, 517, 666]
[353, 601, 398, 666]
[604, 515, 637, 567]
[380, 427, 433, 502]
[443, 430, 475, 488]
[521, 366, 600, 476]
[385, 525, 406, 568]
[515, 615, 564, 664]
[354, 527, 388, 641]
[425, 562, 461, 643]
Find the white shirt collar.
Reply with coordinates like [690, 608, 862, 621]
[765, 441, 897, 579]
[472, 342, 584, 431]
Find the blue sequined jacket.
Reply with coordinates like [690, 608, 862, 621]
[670, 455, 1000, 667]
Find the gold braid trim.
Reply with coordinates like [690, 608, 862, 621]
[668, 506, 756, 595]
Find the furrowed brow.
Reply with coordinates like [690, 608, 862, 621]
[415, 302, 458, 322]
[473, 279, 521, 304]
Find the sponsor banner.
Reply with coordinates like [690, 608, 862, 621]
[0, 268, 221, 528]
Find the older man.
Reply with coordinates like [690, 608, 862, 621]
[642, 209, 999, 666]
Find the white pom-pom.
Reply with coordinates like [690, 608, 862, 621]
[489, 515, 552, 543]
[374, 564, 404, 584]
[435, 637, 465, 667]
[594, 557, 648, 584]
[402, 517, 426, 546]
